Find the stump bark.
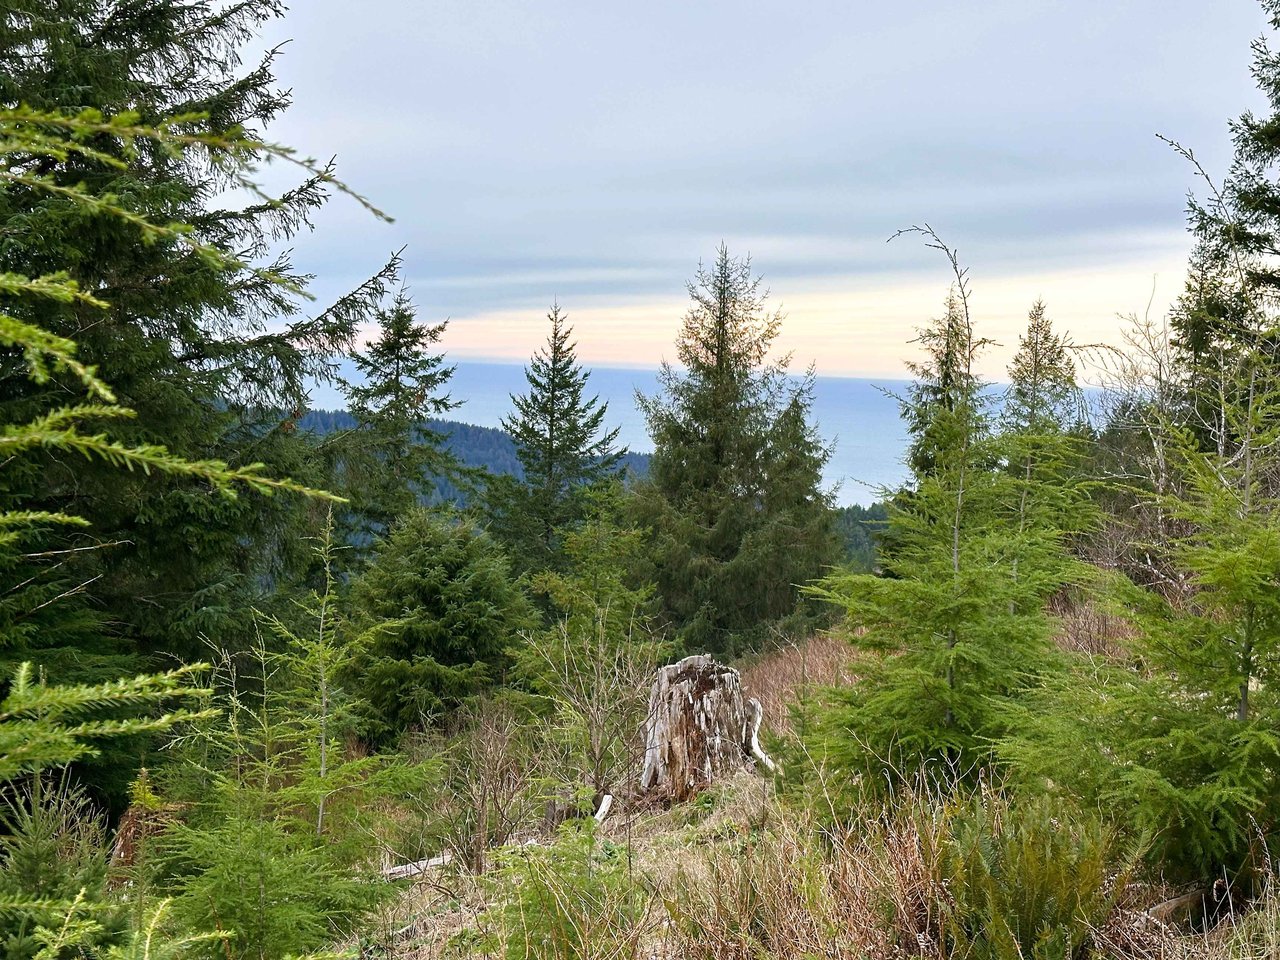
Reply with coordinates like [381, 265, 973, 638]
[639, 654, 774, 802]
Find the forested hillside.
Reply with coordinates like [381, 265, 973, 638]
[298, 410, 652, 505]
[6, 3, 1280, 960]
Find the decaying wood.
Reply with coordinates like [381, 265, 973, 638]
[593, 792, 613, 822]
[382, 851, 454, 880]
[383, 793, 614, 880]
[745, 697, 776, 773]
[544, 789, 616, 831]
[1146, 879, 1235, 930]
[108, 772, 181, 887]
[639, 654, 775, 802]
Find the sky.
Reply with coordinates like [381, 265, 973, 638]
[257, 1, 1271, 382]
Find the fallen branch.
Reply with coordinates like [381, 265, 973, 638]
[593, 793, 613, 823]
[746, 697, 777, 773]
[382, 851, 453, 881]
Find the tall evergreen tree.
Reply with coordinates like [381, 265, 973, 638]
[1166, 0, 1280, 455]
[334, 288, 459, 540]
[634, 245, 836, 655]
[1001, 301, 1094, 615]
[0, 109, 341, 811]
[1004, 76, 1280, 869]
[0, 2, 398, 663]
[1188, 0, 1280, 301]
[1004, 300, 1080, 434]
[489, 305, 622, 575]
[804, 238, 1078, 789]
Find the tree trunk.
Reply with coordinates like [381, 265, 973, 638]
[639, 654, 773, 802]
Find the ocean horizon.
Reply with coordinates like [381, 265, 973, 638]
[314, 360, 910, 507]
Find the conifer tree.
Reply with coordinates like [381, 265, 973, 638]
[0, 2, 399, 662]
[334, 288, 459, 540]
[525, 482, 654, 644]
[1163, 1, 1280, 459]
[634, 245, 836, 655]
[1160, 269, 1280, 735]
[347, 510, 536, 746]
[1004, 300, 1080, 435]
[1187, 0, 1280, 299]
[1132, 36, 1280, 868]
[1000, 301, 1094, 615]
[1002, 385, 1280, 875]
[805, 233, 1071, 788]
[0, 112, 344, 940]
[904, 292, 986, 477]
[489, 305, 622, 575]
[1002, 181, 1280, 876]
[1120, 395, 1280, 873]
[154, 638, 406, 958]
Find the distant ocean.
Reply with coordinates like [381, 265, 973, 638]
[446, 362, 909, 507]
[312, 360, 909, 506]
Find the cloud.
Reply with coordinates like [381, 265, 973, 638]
[251, 0, 1267, 377]
[418, 240, 1189, 379]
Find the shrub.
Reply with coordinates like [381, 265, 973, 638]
[149, 581, 412, 960]
[438, 699, 542, 873]
[0, 775, 119, 960]
[936, 792, 1129, 960]
[159, 812, 389, 960]
[665, 784, 1134, 960]
[998, 647, 1280, 881]
[464, 820, 653, 960]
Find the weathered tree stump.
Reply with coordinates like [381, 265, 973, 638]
[639, 654, 775, 802]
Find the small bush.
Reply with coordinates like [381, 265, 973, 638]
[0, 775, 119, 960]
[350, 510, 537, 746]
[936, 792, 1129, 960]
[158, 811, 390, 960]
[438, 699, 542, 873]
[464, 821, 653, 960]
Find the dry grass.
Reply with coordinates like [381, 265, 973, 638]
[1048, 591, 1138, 658]
[360, 774, 1280, 960]
[355, 628, 1279, 960]
[1092, 887, 1280, 960]
[739, 633, 857, 737]
[652, 786, 1269, 960]
[1190, 887, 1280, 960]
[662, 814, 913, 960]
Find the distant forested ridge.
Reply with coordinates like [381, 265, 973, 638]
[298, 410, 650, 503]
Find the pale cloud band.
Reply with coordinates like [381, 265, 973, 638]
[422, 236, 1191, 381]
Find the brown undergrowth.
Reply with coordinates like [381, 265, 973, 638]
[363, 771, 1280, 960]
[367, 771, 1280, 960]
[1047, 591, 1138, 658]
[739, 633, 857, 738]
